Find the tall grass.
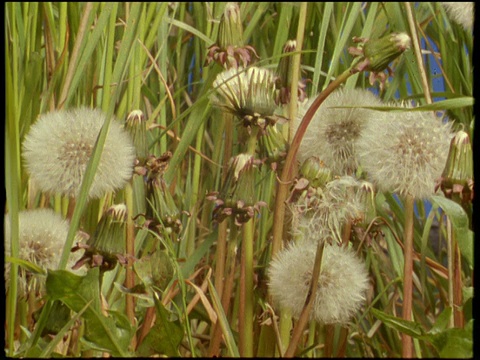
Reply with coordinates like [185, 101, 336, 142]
[5, 2, 473, 357]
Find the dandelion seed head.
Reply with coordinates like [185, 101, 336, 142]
[295, 88, 385, 175]
[442, 2, 474, 31]
[268, 241, 370, 324]
[22, 108, 136, 199]
[291, 176, 367, 244]
[4, 209, 84, 297]
[357, 109, 453, 199]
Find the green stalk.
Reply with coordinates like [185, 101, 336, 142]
[240, 217, 255, 357]
[239, 129, 258, 357]
[401, 194, 415, 358]
[5, 8, 22, 352]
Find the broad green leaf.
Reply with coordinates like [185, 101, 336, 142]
[46, 268, 133, 357]
[136, 296, 184, 357]
[423, 320, 473, 358]
[431, 195, 473, 268]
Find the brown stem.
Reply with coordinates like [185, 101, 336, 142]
[136, 306, 155, 349]
[401, 194, 415, 358]
[208, 238, 238, 356]
[271, 69, 354, 257]
[336, 326, 349, 357]
[284, 240, 325, 357]
[453, 242, 464, 328]
[324, 324, 334, 358]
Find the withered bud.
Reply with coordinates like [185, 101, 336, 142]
[300, 156, 332, 189]
[125, 110, 148, 165]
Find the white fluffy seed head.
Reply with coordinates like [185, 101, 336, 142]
[211, 66, 278, 118]
[268, 241, 370, 325]
[294, 88, 385, 176]
[357, 108, 453, 199]
[442, 2, 474, 31]
[291, 176, 367, 244]
[4, 209, 84, 297]
[22, 108, 136, 199]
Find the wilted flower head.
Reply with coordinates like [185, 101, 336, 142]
[442, 2, 474, 31]
[275, 39, 308, 105]
[208, 153, 266, 225]
[440, 130, 474, 204]
[22, 107, 136, 200]
[4, 209, 83, 297]
[211, 66, 282, 131]
[268, 241, 370, 324]
[125, 109, 148, 165]
[291, 176, 368, 244]
[205, 2, 259, 68]
[72, 204, 128, 272]
[357, 107, 453, 199]
[294, 88, 385, 175]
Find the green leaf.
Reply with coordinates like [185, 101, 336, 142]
[423, 320, 473, 358]
[46, 268, 133, 357]
[431, 195, 474, 268]
[428, 307, 452, 335]
[136, 296, 184, 357]
[370, 308, 425, 338]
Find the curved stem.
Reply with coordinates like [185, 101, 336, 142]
[271, 68, 354, 256]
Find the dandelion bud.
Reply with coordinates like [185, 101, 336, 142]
[349, 32, 411, 74]
[205, 2, 259, 68]
[440, 130, 474, 203]
[147, 175, 183, 235]
[275, 40, 307, 105]
[125, 110, 148, 165]
[268, 241, 370, 325]
[258, 125, 288, 169]
[218, 2, 244, 48]
[74, 204, 128, 272]
[143, 152, 183, 234]
[210, 154, 266, 225]
[299, 156, 332, 189]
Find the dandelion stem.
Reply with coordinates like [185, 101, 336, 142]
[240, 217, 255, 357]
[404, 2, 432, 104]
[279, 3, 307, 352]
[401, 194, 415, 358]
[271, 68, 354, 256]
[124, 182, 137, 349]
[284, 240, 325, 357]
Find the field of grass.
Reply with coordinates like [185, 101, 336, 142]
[5, 2, 474, 357]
